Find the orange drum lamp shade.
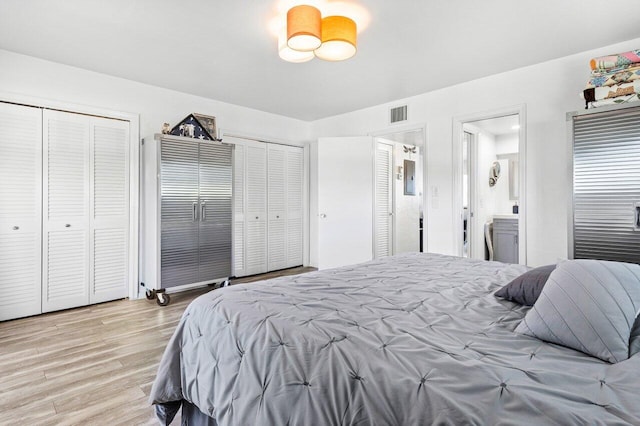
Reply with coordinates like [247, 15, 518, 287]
[287, 5, 322, 52]
[279, 30, 314, 63]
[314, 15, 357, 61]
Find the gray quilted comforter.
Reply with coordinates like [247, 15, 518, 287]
[150, 253, 640, 425]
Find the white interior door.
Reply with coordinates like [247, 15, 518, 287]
[244, 141, 267, 275]
[285, 146, 304, 267]
[317, 136, 373, 270]
[374, 142, 393, 258]
[232, 141, 245, 276]
[0, 103, 42, 321]
[43, 110, 90, 312]
[90, 117, 129, 304]
[267, 144, 287, 271]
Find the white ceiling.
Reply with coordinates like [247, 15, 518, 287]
[471, 115, 519, 137]
[2, 1, 640, 121]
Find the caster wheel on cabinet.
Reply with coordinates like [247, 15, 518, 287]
[145, 289, 155, 300]
[156, 293, 170, 306]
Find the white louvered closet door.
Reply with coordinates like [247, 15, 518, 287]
[0, 103, 42, 321]
[245, 141, 268, 275]
[90, 117, 129, 304]
[232, 142, 246, 276]
[285, 146, 304, 268]
[267, 145, 287, 271]
[43, 110, 91, 312]
[374, 142, 393, 258]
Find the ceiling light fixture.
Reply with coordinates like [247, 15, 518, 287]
[287, 5, 322, 52]
[279, 4, 358, 63]
[279, 30, 315, 63]
[314, 15, 357, 61]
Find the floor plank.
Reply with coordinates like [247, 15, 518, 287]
[0, 266, 314, 425]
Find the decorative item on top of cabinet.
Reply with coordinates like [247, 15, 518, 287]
[169, 113, 221, 141]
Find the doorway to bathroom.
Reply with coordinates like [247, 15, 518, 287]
[454, 106, 526, 265]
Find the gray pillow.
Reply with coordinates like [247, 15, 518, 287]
[515, 259, 640, 364]
[631, 315, 640, 358]
[495, 264, 555, 306]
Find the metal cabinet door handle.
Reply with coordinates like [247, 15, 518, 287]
[635, 205, 640, 229]
[320, 214, 327, 218]
[201, 202, 206, 221]
[12, 226, 19, 230]
[65, 224, 71, 228]
[193, 202, 198, 222]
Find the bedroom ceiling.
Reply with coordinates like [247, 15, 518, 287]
[1, 0, 640, 121]
[472, 115, 519, 137]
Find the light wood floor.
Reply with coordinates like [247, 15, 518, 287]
[0, 266, 315, 425]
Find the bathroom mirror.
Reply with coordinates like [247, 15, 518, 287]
[498, 153, 519, 201]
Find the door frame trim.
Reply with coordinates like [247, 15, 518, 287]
[461, 126, 479, 259]
[452, 104, 527, 265]
[370, 122, 428, 254]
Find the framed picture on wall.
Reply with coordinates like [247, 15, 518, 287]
[404, 159, 416, 195]
[193, 113, 217, 140]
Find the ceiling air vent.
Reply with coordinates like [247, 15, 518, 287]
[390, 105, 408, 124]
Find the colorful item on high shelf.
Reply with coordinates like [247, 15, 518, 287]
[582, 80, 640, 103]
[590, 49, 640, 71]
[584, 92, 640, 109]
[586, 64, 640, 88]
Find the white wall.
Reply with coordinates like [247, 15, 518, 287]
[0, 50, 310, 144]
[493, 158, 514, 215]
[474, 131, 497, 259]
[6, 36, 640, 270]
[309, 37, 640, 267]
[495, 134, 519, 215]
[495, 134, 519, 155]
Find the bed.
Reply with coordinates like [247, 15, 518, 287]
[150, 252, 640, 425]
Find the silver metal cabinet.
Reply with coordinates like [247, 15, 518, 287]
[493, 217, 519, 264]
[568, 104, 640, 263]
[142, 134, 232, 305]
